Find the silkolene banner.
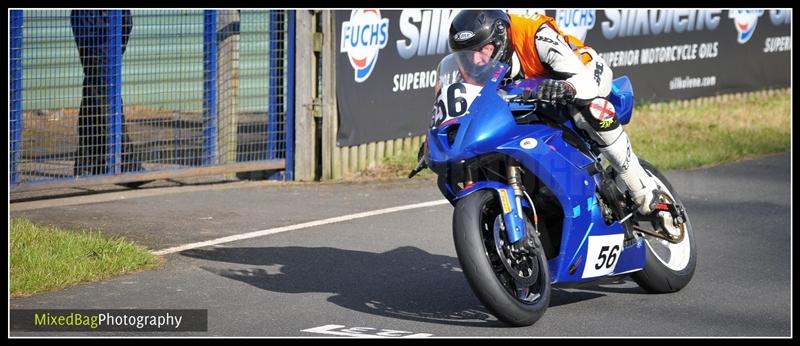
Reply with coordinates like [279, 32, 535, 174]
[335, 9, 791, 147]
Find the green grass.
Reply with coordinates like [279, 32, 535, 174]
[626, 90, 791, 170]
[10, 218, 162, 297]
[382, 150, 436, 179]
[363, 89, 790, 176]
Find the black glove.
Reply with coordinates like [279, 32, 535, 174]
[535, 79, 576, 105]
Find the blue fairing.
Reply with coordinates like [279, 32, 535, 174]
[494, 132, 644, 283]
[427, 70, 516, 168]
[608, 76, 634, 125]
[427, 65, 644, 285]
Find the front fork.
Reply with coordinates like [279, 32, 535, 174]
[506, 161, 542, 252]
[455, 158, 540, 250]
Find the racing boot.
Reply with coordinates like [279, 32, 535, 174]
[598, 130, 660, 215]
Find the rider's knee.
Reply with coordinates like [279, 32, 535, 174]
[574, 97, 625, 147]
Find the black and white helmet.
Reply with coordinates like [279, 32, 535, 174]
[448, 10, 513, 66]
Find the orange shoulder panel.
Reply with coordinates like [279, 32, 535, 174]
[508, 14, 553, 78]
[508, 13, 590, 77]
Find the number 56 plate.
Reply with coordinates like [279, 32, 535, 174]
[582, 234, 624, 278]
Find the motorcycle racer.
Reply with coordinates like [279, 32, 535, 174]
[448, 10, 661, 215]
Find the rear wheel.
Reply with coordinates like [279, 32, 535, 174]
[453, 190, 550, 326]
[630, 160, 696, 293]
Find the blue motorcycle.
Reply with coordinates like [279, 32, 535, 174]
[409, 51, 696, 326]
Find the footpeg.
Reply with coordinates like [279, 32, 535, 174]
[654, 202, 687, 226]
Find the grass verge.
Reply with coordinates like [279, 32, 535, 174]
[626, 90, 790, 170]
[356, 89, 790, 177]
[10, 218, 162, 298]
[346, 149, 436, 180]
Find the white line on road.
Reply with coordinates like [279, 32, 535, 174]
[301, 324, 433, 337]
[152, 199, 450, 255]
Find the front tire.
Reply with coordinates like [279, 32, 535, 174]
[630, 160, 697, 293]
[453, 190, 550, 326]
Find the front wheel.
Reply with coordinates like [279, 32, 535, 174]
[453, 190, 550, 326]
[630, 160, 697, 293]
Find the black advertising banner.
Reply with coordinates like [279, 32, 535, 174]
[335, 9, 791, 147]
[580, 9, 791, 101]
[336, 9, 455, 147]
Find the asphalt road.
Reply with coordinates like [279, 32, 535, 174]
[9, 153, 791, 337]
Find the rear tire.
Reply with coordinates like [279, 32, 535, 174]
[453, 190, 550, 326]
[631, 160, 696, 293]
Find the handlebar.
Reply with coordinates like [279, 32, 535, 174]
[502, 91, 578, 108]
[502, 91, 555, 110]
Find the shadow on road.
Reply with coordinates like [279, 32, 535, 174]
[568, 277, 649, 295]
[181, 246, 609, 328]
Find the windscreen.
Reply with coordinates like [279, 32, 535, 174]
[430, 51, 503, 129]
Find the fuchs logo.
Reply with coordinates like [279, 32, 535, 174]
[555, 9, 596, 41]
[729, 9, 764, 44]
[340, 9, 389, 83]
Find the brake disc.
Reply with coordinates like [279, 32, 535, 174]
[492, 216, 538, 287]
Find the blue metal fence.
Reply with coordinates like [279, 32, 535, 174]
[8, 9, 295, 190]
[202, 10, 217, 166]
[107, 10, 123, 175]
[267, 10, 283, 162]
[285, 11, 295, 181]
[10, 10, 24, 187]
